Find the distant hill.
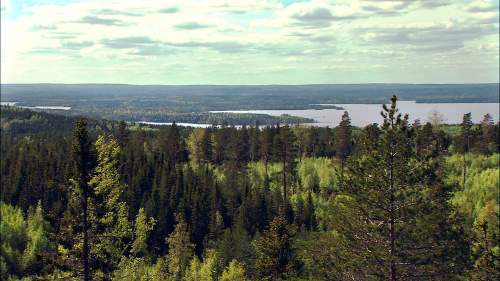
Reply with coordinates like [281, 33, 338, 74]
[1, 83, 498, 124]
[2, 84, 499, 104]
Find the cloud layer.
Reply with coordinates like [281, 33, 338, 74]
[1, 0, 498, 84]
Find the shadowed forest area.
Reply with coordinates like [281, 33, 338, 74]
[1, 96, 499, 280]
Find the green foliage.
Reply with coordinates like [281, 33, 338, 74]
[183, 249, 217, 281]
[215, 226, 254, 277]
[112, 257, 152, 281]
[220, 260, 248, 281]
[254, 215, 302, 280]
[0, 202, 50, 279]
[166, 216, 195, 281]
[247, 161, 283, 192]
[131, 208, 156, 257]
[23, 202, 49, 273]
[296, 231, 354, 281]
[1, 99, 499, 280]
[187, 129, 212, 164]
[448, 153, 500, 278]
[296, 158, 337, 194]
[1, 202, 26, 277]
[90, 135, 133, 273]
[339, 96, 469, 279]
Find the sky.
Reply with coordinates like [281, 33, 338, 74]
[1, 0, 499, 84]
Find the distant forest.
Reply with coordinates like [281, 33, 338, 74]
[1, 84, 498, 125]
[1, 96, 499, 280]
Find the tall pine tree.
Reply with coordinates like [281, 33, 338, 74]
[71, 118, 93, 281]
[335, 111, 352, 190]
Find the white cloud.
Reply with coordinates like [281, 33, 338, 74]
[1, 0, 498, 84]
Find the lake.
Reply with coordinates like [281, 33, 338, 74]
[0, 102, 71, 110]
[134, 121, 213, 128]
[3, 101, 498, 127]
[212, 101, 500, 127]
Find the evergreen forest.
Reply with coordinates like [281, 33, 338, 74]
[1, 96, 499, 280]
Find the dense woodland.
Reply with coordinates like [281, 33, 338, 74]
[1, 96, 499, 280]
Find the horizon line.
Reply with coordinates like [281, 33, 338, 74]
[1, 82, 499, 86]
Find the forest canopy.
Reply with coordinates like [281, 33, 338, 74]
[1, 96, 499, 280]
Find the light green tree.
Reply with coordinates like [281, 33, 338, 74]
[183, 249, 218, 281]
[22, 202, 49, 273]
[90, 135, 132, 276]
[131, 208, 156, 257]
[167, 215, 195, 281]
[0, 202, 26, 277]
[220, 260, 248, 281]
[0, 202, 50, 279]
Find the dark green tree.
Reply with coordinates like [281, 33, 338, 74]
[254, 215, 302, 280]
[273, 125, 296, 203]
[71, 118, 93, 281]
[334, 111, 352, 189]
[477, 113, 496, 154]
[342, 96, 467, 280]
[458, 112, 473, 186]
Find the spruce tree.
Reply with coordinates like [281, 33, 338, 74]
[71, 118, 93, 281]
[459, 112, 473, 186]
[335, 111, 352, 189]
[254, 215, 302, 280]
[220, 260, 248, 281]
[273, 125, 296, 203]
[90, 135, 132, 276]
[130, 208, 156, 257]
[166, 214, 195, 281]
[478, 113, 496, 154]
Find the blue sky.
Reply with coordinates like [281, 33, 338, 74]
[1, 0, 499, 84]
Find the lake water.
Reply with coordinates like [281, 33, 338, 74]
[134, 121, 213, 128]
[134, 121, 253, 129]
[3, 101, 498, 127]
[212, 101, 500, 127]
[1, 102, 71, 110]
[1, 102, 18, 106]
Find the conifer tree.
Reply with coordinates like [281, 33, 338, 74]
[116, 121, 129, 149]
[304, 192, 316, 231]
[90, 135, 132, 276]
[459, 112, 473, 186]
[342, 96, 468, 280]
[260, 127, 274, 180]
[71, 118, 93, 281]
[273, 125, 296, 203]
[166, 214, 195, 281]
[215, 223, 254, 276]
[335, 111, 352, 189]
[249, 126, 260, 162]
[131, 208, 156, 257]
[254, 215, 302, 280]
[220, 260, 248, 281]
[478, 113, 496, 154]
[160, 123, 185, 166]
[22, 201, 50, 275]
[187, 128, 212, 165]
[183, 249, 218, 281]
